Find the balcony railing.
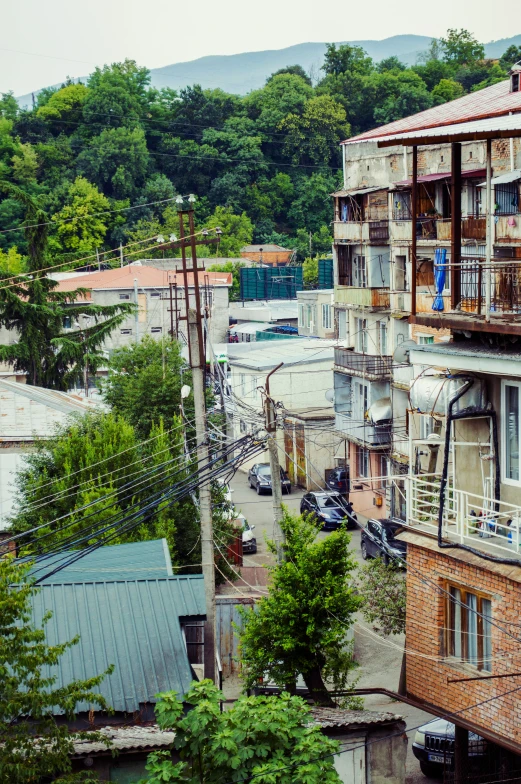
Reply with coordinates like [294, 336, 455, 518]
[458, 259, 521, 314]
[335, 286, 390, 309]
[369, 220, 389, 241]
[333, 221, 368, 242]
[335, 413, 391, 446]
[406, 474, 521, 562]
[334, 347, 393, 378]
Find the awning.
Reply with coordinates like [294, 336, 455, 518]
[394, 169, 486, 188]
[477, 168, 521, 187]
[331, 186, 387, 197]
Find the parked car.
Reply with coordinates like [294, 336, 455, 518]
[300, 491, 358, 530]
[361, 518, 407, 565]
[413, 718, 486, 777]
[247, 463, 291, 495]
[326, 467, 349, 494]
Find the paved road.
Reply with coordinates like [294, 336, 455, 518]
[229, 469, 436, 783]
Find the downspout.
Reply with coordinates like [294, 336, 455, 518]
[510, 113, 515, 172]
[437, 378, 517, 565]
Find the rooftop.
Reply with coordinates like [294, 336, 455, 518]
[377, 111, 521, 148]
[72, 725, 174, 757]
[29, 576, 205, 714]
[344, 79, 521, 145]
[409, 341, 521, 377]
[56, 265, 232, 294]
[310, 707, 404, 729]
[241, 244, 291, 253]
[228, 338, 336, 371]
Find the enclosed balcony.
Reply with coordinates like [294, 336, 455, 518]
[334, 285, 390, 310]
[334, 347, 393, 379]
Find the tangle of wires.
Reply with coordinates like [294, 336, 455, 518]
[9, 431, 266, 585]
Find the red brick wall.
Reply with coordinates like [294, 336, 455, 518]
[406, 542, 521, 746]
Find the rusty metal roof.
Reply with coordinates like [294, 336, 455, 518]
[393, 169, 486, 187]
[56, 265, 232, 293]
[375, 112, 521, 147]
[343, 80, 521, 145]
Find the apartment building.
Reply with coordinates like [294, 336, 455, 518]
[332, 64, 521, 769]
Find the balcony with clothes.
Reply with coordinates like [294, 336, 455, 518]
[335, 244, 390, 309]
[332, 186, 389, 243]
[334, 370, 392, 446]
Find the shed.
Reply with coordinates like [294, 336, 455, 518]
[28, 576, 206, 722]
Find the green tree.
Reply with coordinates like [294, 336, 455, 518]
[377, 56, 406, 73]
[279, 95, 349, 165]
[207, 260, 246, 301]
[268, 64, 312, 86]
[357, 558, 406, 636]
[11, 142, 38, 184]
[322, 43, 374, 77]
[440, 28, 485, 66]
[431, 78, 465, 104]
[499, 44, 521, 70]
[144, 680, 342, 784]
[238, 509, 362, 706]
[36, 82, 89, 127]
[103, 336, 194, 438]
[0, 91, 19, 121]
[302, 256, 319, 287]
[83, 60, 150, 129]
[77, 126, 149, 199]
[288, 172, 337, 235]
[0, 557, 111, 784]
[0, 245, 25, 274]
[244, 74, 313, 135]
[204, 206, 253, 257]
[0, 184, 132, 388]
[50, 176, 110, 255]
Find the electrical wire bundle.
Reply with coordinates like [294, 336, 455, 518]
[8, 431, 266, 584]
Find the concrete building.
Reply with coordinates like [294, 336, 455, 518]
[297, 289, 335, 339]
[334, 66, 521, 770]
[229, 299, 298, 327]
[282, 407, 342, 490]
[55, 265, 232, 350]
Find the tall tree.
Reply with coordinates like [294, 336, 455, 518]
[440, 28, 485, 66]
[0, 557, 110, 784]
[238, 509, 362, 706]
[144, 680, 342, 784]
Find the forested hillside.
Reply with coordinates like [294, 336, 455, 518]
[0, 29, 519, 270]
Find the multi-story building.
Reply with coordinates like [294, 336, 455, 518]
[333, 64, 521, 769]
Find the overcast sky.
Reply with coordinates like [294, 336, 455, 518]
[2, 0, 517, 96]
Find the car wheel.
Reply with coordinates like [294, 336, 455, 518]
[419, 761, 443, 778]
[248, 478, 253, 488]
[361, 541, 369, 560]
[256, 484, 262, 495]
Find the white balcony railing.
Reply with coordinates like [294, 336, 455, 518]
[405, 474, 521, 561]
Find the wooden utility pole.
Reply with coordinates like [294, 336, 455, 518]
[265, 363, 285, 562]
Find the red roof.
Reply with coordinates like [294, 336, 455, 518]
[394, 168, 486, 186]
[56, 265, 232, 294]
[343, 80, 521, 145]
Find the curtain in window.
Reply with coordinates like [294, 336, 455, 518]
[466, 593, 478, 667]
[450, 587, 462, 658]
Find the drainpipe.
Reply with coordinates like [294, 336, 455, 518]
[134, 278, 139, 343]
[510, 113, 515, 171]
[485, 139, 492, 322]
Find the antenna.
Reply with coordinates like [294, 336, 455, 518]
[325, 389, 335, 403]
[393, 339, 417, 365]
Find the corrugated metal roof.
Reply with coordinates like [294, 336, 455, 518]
[27, 539, 173, 584]
[375, 112, 521, 147]
[477, 168, 521, 186]
[241, 244, 291, 252]
[72, 725, 175, 756]
[343, 79, 521, 144]
[0, 380, 97, 416]
[56, 266, 232, 295]
[311, 708, 404, 728]
[331, 186, 387, 197]
[29, 576, 205, 713]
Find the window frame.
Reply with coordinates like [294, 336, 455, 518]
[379, 320, 387, 356]
[418, 334, 434, 345]
[356, 445, 369, 479]
[355, 317, 368, 354]
[445, 581, 492, 673]
[502, 379, 521, 486]
[119, 293, 131, 301]
[322, 302, 332, 331]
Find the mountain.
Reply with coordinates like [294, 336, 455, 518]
[16, 33, 521, 107]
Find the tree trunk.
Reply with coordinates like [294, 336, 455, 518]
[303, 665, 336, 707]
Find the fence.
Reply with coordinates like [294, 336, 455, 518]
[459, 260, 521, 314]
[239, 266, 303, 300]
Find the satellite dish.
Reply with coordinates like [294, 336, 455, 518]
[181, 384, 192, 399]
[325, 389, 335, 404]
[393, 339, 417, 365]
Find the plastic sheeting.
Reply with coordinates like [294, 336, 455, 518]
[432, 248, 447, 312]
[409, 375, 488, 416]
[368, 397, 392, 423]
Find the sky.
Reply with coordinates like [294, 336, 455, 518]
[1, 0, 517, 96]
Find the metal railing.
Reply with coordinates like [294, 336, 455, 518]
[406, 474, 521, 560]
[334, 348, 393, 377]
[458, 259, 521, 314]
[369, 220, 389, 241]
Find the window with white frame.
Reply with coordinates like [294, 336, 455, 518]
[354, 318, 368, 353]
[503, 381, 520, 483]
[353, 380, 368, 422]
[298, 304, 304, 327]
[322, 303, 332, 330]
[353, 255, 367, 288]
[356, 446, 369, 479]
[379, 321, 387, 356]
[418, 334, 434, 345]
[337, 309, 347, 340]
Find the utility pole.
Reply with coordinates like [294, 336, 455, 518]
[188, 307, 216, 684]
[134, 278, 139, 343]
[265, 362, 285, 562]
[119, 243, 124, 268]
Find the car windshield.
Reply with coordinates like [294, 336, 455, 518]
[382, 525, 401, 542]
[317, 495, 343, 509]
[257, 466, 271, 476]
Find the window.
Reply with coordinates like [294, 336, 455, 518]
[120, 328, 132, 335]
[353, 380, 368, 422]
[379, 321, 387, 356]
[151, 327, 162, 333]
[150, 291, 161, 298]
[503, 381, 520, 483]
[378, 455, 389, 488]
[322, 303, 332, 330]
[353, 255, 367, 288]
[418, 334, 434, 345]
[251, 376, 258, 399]
[356, 446, 369, 479]
[240, 420, 247, 434]
[240, 374, 246, 397]
[395, 255, 407, 291]
[512, 72, 520, 93]
[119, 293, 131, 300]
[337, 309, 347, 340]
[354, 318, 368, 353]
[495, 183, 519, 215]
[447, 584, 492, 672]
[298, 304, 304, 327]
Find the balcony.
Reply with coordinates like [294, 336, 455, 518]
[334, 347, 393, 379]
[369, 220, 389, 241]
[496, 214, 521, 242]
[335, 412, 391, 446]
[334, 285, 390, 310]
[334, 221, 368, 242]
[406, 474, 521, 563]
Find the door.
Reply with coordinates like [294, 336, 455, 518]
[295, 423, 307, 488]
[284, 426, 296, 484]
[334, 738, 366, 784]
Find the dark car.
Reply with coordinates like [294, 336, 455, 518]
[326, 467, 349, 494]
[412, 718, 486, 777]
[361, 518, 407, 565]
[300, 491, 358, 530]
[247, 463, 291, 495]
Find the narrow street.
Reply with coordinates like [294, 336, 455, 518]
[229, 469, 436, 783]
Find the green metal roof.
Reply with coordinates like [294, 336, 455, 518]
[26, 539, 173, 583]
[29, 576, 205, 713]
